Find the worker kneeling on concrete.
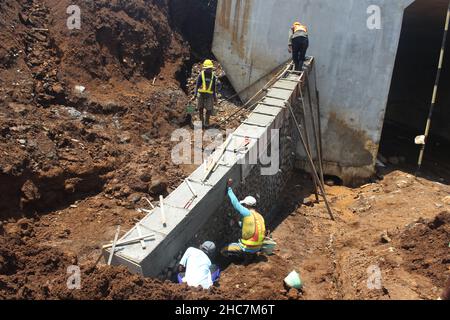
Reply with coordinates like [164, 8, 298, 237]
[177, 241, 220, 289]
[221, 179, 267, 258]
[192, 59, 218, 128]
[288, 22, 309, 71]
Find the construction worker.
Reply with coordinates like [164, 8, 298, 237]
[177, 241, 221, 289]
[288, 22, 309, 71]
[221, 179, 266, 258]
[193, 59, 217, 128]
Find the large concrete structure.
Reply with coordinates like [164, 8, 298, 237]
[212, 0, 415, 184]
[105, 61, 315, 277]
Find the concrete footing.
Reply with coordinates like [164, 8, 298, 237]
[104, 59, 316, 278]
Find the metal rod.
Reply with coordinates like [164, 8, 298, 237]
[143, 197, 155, 209]
[107, 226, 121, 265]
[185, 179, 197, 197]
[136, 224, 146, 250]
[287, 102, 335, 221]
[103, 234, 156, 249]
[305, 72, 325, 188]
[203, 134, 234, 182]
[416, 1, 450, 175]
[313, 63, 325, 179]
[160, 195, 167, 228]
[297, 85, 320, 202]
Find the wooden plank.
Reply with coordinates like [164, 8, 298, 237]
[107, 226, 121, 265]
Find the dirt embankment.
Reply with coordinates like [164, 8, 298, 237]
[0, 219, 230, 300]
[0, 0, 194, 299]
[0, 0, 190, 218]
[0, 0, 244, 300]
[1, 169, 448, 300]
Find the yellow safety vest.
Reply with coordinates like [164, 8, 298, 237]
[240, 209, 266, 249]
[198, 71, 215, 94]
[293, 24, 308, 34]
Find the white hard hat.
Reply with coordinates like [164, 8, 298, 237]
[240, 196, 257, 207]
[200, 241, 216, 256]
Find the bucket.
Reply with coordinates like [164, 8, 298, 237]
[284, 270, 302, 289]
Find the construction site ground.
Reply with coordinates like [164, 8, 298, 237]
[0, 0, 449, 300]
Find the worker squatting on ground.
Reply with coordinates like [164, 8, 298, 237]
[192, 59, 218, 128]
[288, 22, 309, 71]
[221, 179, 267, 258]
[177, 241, 221, 289]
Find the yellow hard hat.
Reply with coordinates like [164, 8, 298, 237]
[203, 59, 214, 69]
[293, 22, 301, 26]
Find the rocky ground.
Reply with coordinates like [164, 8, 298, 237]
[219, 169, 449, 300]
[0, 0, 448, 300]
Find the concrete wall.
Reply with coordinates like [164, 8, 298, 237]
[213, 0, 415, 184]
[104, 62, 312, 278]
[104, 60, 313, 278]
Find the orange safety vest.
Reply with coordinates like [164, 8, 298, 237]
[198, 71, 216, 94]
[292, 24, 308, 34]
[240, 209, 266, 250]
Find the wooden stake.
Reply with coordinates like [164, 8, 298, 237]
[103, 234, 155, 249]
[136, 224, 146, 249]
[143, 197, 155, 209]
[107, 226, 121, 265]
[287, 102, 335, 221]
[160, 195, 167, 228]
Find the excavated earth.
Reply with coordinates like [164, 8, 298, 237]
[0, 0, 449, 300]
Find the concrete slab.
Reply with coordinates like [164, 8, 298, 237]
[164, 181, 211, 210]
[138, 206, 188, 236]
[233, 123, 267, 139]
[244, 113, 276, 128]
[266, 87, 293, 101]
[272, 79, 299, 91]
[260, 97, 287, 108]
[114, 229, 165, 262]
[284, 74, 303, 82]
[253, 104, 284, 117]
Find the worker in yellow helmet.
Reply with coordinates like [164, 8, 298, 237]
[193, 59, 218, 128]
[221, 178, 267, 259]
[288, 22, 309, 71]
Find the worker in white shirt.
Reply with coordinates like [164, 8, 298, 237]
[177, 241, 220, 289]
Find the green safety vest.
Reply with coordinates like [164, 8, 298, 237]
[198, 71, 216, 94]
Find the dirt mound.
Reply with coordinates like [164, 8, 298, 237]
[0, 221, 73, 299]
[399, 211, 450, 287]
[0, 0, 191, 218]
[49, 266, 230, 300]
[0, 0, 245, 301]
[48, 0, 187, 84]
[0, 218, 227, 300]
